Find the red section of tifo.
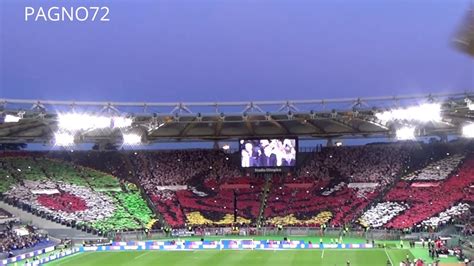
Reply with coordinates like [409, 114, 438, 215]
[37, 193, 88, 213]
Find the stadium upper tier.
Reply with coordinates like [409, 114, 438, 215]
[0, 141, 473, 233]
[1, 92, 474, 143]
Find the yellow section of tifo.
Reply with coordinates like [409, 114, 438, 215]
[146, 219, 157, 229]
[266, 211, 333, 226]
[186, 212, 251, 225]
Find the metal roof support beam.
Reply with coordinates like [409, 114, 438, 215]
[215, 119, 223, 137]
[245, 120, 255, 136]
[330, 118, 359, 132]
[266, 116, 291, 135]
[278, 101, 299, 112]
[171, 103, 192, 114]
[242, 102, 264, 113]
[1, 122, 46, 137]
[178, 118, 197, 138]
[354, 117, 389, 130]
[303, 119, 326, 134]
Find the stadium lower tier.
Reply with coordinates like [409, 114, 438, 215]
[263, 178, 378, 227]
[0, 157, 155, 234]
[357, 155, 474, 229]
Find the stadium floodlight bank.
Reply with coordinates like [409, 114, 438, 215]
[1, 91, 474, 144]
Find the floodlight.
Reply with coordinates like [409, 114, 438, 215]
[396, 126, 416, 140]
[54, 132, 75, 146]
[468, 102, 474, 111]
[462, 124, 474, 138]
[123, 133, 142, 145]
[464, 98, 474, 110]
[4, 114, 21, 123]
[376, 103, 441, 123]
[113, 117, 133, 128]
[58, 113, 134, 131]
[58, 113, 97, 131]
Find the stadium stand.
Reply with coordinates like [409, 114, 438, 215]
[127, 150, 245, 227]
[0, 208, 12, 219]
[403, 154, 464, 181]
[0, 141, 472, 233]
[383, 153, 474, 229]
[0, 223, 53, 255]
[262, 144, 413, 227]
[176, 175, 262, 226]
[0, 156, 154, 235]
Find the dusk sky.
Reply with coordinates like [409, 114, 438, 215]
[1, 0, 473, 103]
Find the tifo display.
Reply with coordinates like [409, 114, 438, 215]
[0, 141, 471, 233]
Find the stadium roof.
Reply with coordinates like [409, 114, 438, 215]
[1, 91, 474, 144]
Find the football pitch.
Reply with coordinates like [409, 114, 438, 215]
[46, 249, 414, 266]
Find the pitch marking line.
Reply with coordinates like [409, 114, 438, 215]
[384, 248, 394, 266]
[134, 251, 152, 260]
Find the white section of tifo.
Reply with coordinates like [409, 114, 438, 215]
[0, 201, 96, 239]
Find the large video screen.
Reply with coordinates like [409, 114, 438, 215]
[240, 138, 297, 168]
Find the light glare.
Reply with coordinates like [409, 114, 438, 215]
[113, 117, 133, 128]
[54, 132, 75, 146]
[462, 124, 474, 138]
[396, 127, 416, 140]
[123, 133, 142, 145]
[58, 113, 132, 131]
[376, 103, 441, 124]
[4, 114, 21, 123]
[468, 102, 474, 111]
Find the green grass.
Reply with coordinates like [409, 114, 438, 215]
[42, 237, 461, 266]
[46, 249, 410, 266]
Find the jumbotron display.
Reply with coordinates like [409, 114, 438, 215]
[240, 138, 297, 168]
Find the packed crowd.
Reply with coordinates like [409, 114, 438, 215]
[262, 144, 416, 227]
[358, 201, 409, 228]
[404, 154, 464, 181]
[421, 203, 470, 227]
[130, 150, 240, 187]
[0, 224, 49, 254]
[0, 208, 12, 219]
[177, 176, 264, 226]
[0, 141, 472, 232]
[263, 181, 379, 227]
[126, 150, 243, 227]
[0, 156, 154, 234]
[298, 144, 412, 185]
[4, 180, 116, 223]
[383, 155, 474, 229]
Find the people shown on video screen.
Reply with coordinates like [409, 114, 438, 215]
[240, 139, 296, 167]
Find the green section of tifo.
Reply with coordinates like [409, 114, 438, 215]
[0, 168, 16, 193]
[89, 191, 154, 231]
[0, 157, 121, 189]
[0, 157, 154, 232]
[115, 192, 154, 225]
